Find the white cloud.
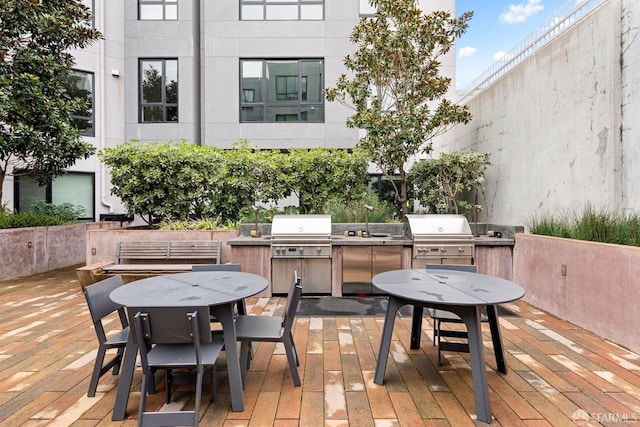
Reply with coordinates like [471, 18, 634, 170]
[493, 50, 507, 61]
[499, 0, 544, 24]
[458, 46, 477, 58]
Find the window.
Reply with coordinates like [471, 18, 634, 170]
[81, 0, 95, 27]
[241, 0, 323, 21]
[240, 59, 324, 123]
[359, 0, 376, 16]
[139, 59, 178, 122]
[14, 173, 96, 221]
[139, 0, 178, 20]
[67, 70, 94, 137]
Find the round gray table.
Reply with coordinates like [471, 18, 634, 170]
[372, 269, 525, 424]
[109, 271, 268, 421]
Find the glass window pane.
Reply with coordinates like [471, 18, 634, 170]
[165, 5, 177, 20]
[142, 61, 163, 103]
[52, 174, 94, 219]
[17, 176, 46, 212]
[166, 106, 178, 122]
[359, 0, 376, 15]
[301, 60, 323, 102]
[266, 60, 297, 103]
[265, 106, 300, 121]
[241, 5, 264, 20]
[165, 60, 178, 103]
[301, 5, 323, 20]
[300, 105, 323, 122]
[140, 5, 164, 20]
[266, 5, 298, 20]
[241, 105, 264, 122]
[266, 0, 298, 2]
[242, 61, 264, 103]
[142, 106, 164, 122]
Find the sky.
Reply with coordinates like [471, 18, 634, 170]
[455, 0, 572, 90]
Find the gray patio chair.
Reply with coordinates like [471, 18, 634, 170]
[425, 264, 489, 365]
[235, 271, 302, 387]
[82, 275, 129, 397]
[130, 306, 224, 427]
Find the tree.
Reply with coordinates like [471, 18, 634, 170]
[0, 0, 101, 205]
[408, 149, 490, 214]
[325, 0, 473, 215]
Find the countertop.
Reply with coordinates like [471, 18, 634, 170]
[228, 235, 514, 247]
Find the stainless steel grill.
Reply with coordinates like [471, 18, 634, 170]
[405, 214, 475, 268]
[270, 215, 332, 294]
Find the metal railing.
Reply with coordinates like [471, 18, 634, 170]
[456, 0, 607, 104]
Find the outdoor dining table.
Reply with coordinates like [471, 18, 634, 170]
[372, 268, 525, 424]
[109, 270, 268, 421]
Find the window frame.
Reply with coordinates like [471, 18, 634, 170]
[138, 58, 179, 123]
[138, 0, 178, 21]
[240, 0, 324, 21]
[240, 58, 324, 123]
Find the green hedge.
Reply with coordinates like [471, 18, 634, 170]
[100, 140, 370, 225]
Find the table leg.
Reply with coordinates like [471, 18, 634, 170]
[374, 297, 404, 385]
[111, 339, 138, 421]
[457, 305, 492, 424]
[210, 303, 244, 412]
[410, 306, 424, 349]
[486, 304, 507, 374]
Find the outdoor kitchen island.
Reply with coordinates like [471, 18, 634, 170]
[228, 216, 520, 297]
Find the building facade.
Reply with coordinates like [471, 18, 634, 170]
[5, 0, 456, 221]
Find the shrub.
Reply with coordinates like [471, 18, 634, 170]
[0, 210, 67, 229]
[29, 201, 85, 222]
[528, 206, 640, 246]
[325, 194, 400, 223]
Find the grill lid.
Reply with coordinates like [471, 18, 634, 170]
[271, 214, 332, 239]
[405, 214, 473, 239]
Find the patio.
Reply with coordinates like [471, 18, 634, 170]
[1, 267, 639, 426]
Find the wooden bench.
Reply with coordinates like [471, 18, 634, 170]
[100, 240, 222, 275]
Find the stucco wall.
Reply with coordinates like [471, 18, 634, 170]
[0, 222, 124, 281]
[437, 0, 639, 226]
[513, 233, 640, 354]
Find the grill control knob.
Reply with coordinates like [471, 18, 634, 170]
[440, 247, 447, 253]
[458, 247, 465, 253]
[299, 247, 304, 254]
[316, 248, 322, 255]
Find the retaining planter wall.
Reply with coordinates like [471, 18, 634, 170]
[0, 221, 125, 281]
[513, 233, 640, 354]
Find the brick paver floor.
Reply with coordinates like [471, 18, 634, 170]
[1, 266, 639, 426]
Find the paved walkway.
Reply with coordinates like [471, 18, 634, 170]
[1, 266, 639, 426]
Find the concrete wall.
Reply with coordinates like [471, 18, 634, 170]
[0, 222, 124, 281]
[437, 0, 640, 227]
[513, 233, 640, 354]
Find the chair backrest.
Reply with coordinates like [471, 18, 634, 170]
[192, 263, 241, 272]
[127, 306, 213, 345]
[282, 274, 302, 333]
[426, 263, 477, 273]
[83, 276, 128, 338]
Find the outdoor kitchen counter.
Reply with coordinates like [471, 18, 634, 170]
[227, 235, 513, 246]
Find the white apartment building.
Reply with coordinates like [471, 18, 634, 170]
[6, 0, 456, 221]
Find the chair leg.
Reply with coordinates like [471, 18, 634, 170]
[437, 321, 443, 365]
[239, 341, 251, 387]
[289, 332, 299, 366]
[87, 345, 107, 397]
[111, 347, 124, 375]
[284, 337, 301, 386]
[433, 320, 438, 346]
[165, 369, 173, 404]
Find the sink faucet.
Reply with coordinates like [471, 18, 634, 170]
[364, 205, 374, 238]
[251, 205, 260, 237]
